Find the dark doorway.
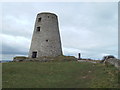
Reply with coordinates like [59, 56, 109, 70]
[32, 51, 37, 58]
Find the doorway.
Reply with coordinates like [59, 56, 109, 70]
[32, 51, 37, 58]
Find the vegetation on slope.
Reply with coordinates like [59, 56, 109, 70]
[2, 61, 120, 88]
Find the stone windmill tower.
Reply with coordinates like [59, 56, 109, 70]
[29, 12, 62, 58]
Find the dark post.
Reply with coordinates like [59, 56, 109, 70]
[78, 53, 81, 60]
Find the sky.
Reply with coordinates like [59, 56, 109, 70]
[1, 2, 118, 60]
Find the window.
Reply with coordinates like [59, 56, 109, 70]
[48, 16, 49, 18]
[38, 18, 41, 22]
[37, 27, 40, 31]
[46, 40, 48, 42]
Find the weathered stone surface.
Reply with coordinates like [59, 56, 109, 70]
[102, 55, 116, 61]
[13, 56, 28, 62]
[29, 12, 62, 59]
[13, 55, 77, 62]
[105, 58, 120, 70]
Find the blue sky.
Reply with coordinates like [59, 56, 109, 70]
[1, 2, 118, 60]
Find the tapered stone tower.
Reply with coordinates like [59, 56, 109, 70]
[29, 12, 62, 58]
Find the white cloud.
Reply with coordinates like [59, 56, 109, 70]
[1, 33, 31, 54]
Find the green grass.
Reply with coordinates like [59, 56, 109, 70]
[2, 61, 120, 88]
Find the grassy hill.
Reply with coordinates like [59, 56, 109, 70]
[2, 61, 120, 88]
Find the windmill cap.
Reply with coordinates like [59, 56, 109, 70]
[37, 12, 57, 16]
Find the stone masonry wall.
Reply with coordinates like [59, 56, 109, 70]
[106, 58, 120, 70]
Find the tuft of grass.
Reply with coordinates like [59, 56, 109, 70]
[2, 61, 120, 88]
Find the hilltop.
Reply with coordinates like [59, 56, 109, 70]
[2, 61, 120, 88]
